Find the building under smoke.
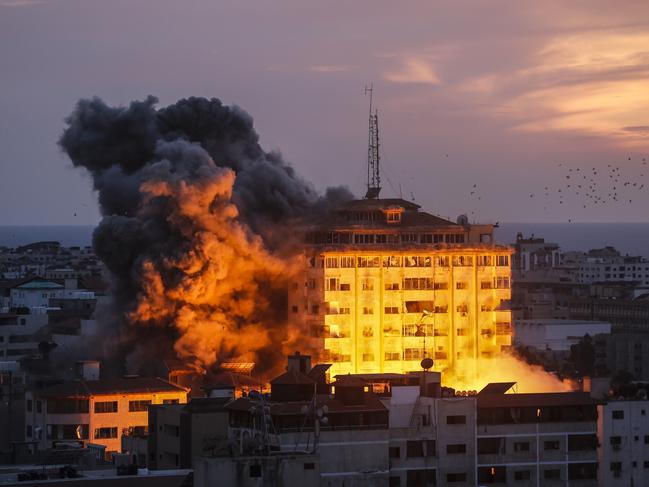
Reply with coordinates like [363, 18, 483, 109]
[289, 199, 514, 379]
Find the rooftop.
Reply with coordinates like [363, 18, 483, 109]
[37, 377, 189, 398]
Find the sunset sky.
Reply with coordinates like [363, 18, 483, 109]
[1, 0, 648, 224]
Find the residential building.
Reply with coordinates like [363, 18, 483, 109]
[514, 319, 611, 354]
[27, 376, 188, 459]
[598, 397, 649, 486]
[289, 198, 513, 379]
[476, 383, 600, 486]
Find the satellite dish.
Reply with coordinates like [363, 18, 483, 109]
[420, 358, 434, 370]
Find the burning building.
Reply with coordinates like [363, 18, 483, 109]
[289, 198, 514, 379]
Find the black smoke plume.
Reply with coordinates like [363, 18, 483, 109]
[59, 96, 352, 376]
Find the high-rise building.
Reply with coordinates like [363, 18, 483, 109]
[289, 198, 513, 378]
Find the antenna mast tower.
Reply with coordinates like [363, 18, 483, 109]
[364, 84, 381, 199]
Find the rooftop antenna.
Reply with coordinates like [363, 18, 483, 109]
[364, 84, 381, 199]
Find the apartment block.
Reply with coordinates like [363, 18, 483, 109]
[290, 198, 513, 378]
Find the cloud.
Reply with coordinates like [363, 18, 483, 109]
[0, 0, 43, 6]
[383, 57, 441, 85]
[309, 65, 350, 73]
[622, 125, 649, 134]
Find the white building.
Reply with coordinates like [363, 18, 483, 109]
[598, 399, 649, 486]
[513, 319, 611, 352]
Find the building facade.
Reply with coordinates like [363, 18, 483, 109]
[289, 198, 513, 378]
[598, 399, 649, 486]
[27, 377, 188, 458]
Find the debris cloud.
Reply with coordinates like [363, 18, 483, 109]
[59, 96, 352, 375]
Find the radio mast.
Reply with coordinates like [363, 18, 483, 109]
[364, 84, 381, 199]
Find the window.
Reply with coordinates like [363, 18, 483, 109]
[340, 283, 351, 291]
[325, 278, 340, 291]
[389, 476, 401, 487]
[446, 473, 467, 482]
[307, 279, 316, 289]
[36, 401, 42, 413]
[452, 256, 473, 266]
[94, 427, 118, 439]
[325, 257, 338, 268]
[361, 279, 374, 291]
[362, 352, 374, 361]
[340, 257, 355, 268]
[568, 463, 597, 480]
[386, 211, 401, 223]
[434, 282, 448, 290]
[446, 444, 466, 454]
[477, 255, 493, 266]
[544, 469, 560, 480]
[389, 446, 400, 458]
[385, 352, 400, 361]
[384, 306, 400, 314]
[385, 282, 400, 291]
[447, 415, 466, 424]
[436, 256, 449, 266]
[544, 440, 560, 450]
[26, 425, 32, 437]
[403, 278, 434, 290]
[383, 256, 401, 267]
[363, 307, 373, 315]
[311, 304, 320, 314]
[481, 281, 492, 289]
[163, 399, 179, 405]
[478, 437, 504, 454]
[128, 400, 152, 412]
[249, 465, 261, 478]
[456, 328, 467, 336]
[26, 400, 32, 412]
[303, 462, 315, 470]
[425, 440, 436, 457]
[568, 434, 597, 451]
[404, 256, 431, 267]
[94, 401, 118, 413]
[514, 441, 530, 452]
[493, 277, 510, 289]
[357, 256, 380, 267]
[644, 435, 649, 444]
[401, 233, 418, 243]
[406, 470, 435, 486]
[514, 471, 531, 480]
[163, 424, 179, 437]
[406, 440, 424, 458]
[291, 305, 298, 313]
[610, 462, 622, 471]
[612, 410, 624, 419]
[496, 255, 509, 266]
[456, 282, 468, 290]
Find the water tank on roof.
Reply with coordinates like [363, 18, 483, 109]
[456, 214, 469, 226]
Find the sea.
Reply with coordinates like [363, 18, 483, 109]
[1, 223, 649, 257]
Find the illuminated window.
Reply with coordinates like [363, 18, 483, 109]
[436, 256, 449, 266]
[128, 400, 151, 412]
[358, 256, 380, 267]
[496, 255, 509, 266]
[361, 279, 374, 291]
[94, 401, 118, 413]
[325, 278, 340, 291]
[340, 257, 355, 268]
[383, 255, 401, 267]
[94, 427, 118, 439]
[325, 257, 338, 268]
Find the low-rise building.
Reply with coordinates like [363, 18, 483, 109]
[476, 383, 600, 486]
[514, 319, 611, 354]
[27, 376, 188, 459]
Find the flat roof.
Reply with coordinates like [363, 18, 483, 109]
[38, 377, 188, 398]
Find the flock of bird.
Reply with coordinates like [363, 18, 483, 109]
[468, 156, 649, 222]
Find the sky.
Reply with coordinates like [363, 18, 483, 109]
[1, 0, 649, 225]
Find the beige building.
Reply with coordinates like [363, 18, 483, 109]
[290, 198, 513, 379]
[26, 377, 188, 458]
